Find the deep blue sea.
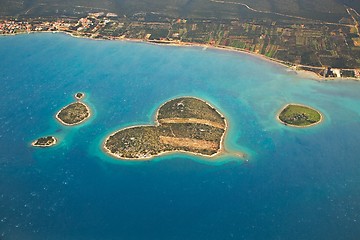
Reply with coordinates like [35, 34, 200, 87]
[0, 33, 360, 240]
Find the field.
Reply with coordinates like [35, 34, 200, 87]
[2, 0, 360, 69]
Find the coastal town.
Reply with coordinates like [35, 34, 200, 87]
[1, 10, 360, 79]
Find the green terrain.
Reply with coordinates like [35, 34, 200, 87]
[32, 136, 57, 147]
[1, 0, 359, 22]
[2, 0, 360, 71]
[56, 101, 90, 125]
[75, 92, 84, 100]
[278, 104, 322, 127]
[104, 97, 226, 160]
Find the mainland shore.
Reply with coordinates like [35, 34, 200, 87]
[3, 30, 359, 82]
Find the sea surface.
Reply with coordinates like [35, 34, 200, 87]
[0, 33, 360, 240]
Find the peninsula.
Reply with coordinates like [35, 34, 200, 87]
[56, 99, 91, 126]
[31, 136, 57, 147]
[277, 104, 323, 127]
[103, 97, 227, 160]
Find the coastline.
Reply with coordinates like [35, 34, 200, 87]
[294, 69, 360, 82]
[292, 69, 323, 80]
[55, 101, 92, 126]
[2, 30, 359, 81]
[102, 96, 238, 161]
[140, 40, 360, 82]
[276, 103, 324, 128]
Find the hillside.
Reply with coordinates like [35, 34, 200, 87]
[1, 0, 359, 23]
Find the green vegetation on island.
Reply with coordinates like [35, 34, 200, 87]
[32, 92, 90, 148]
[157, 97, 226, 127]
[56, 101, 91, 126]
[278, 104, 322, 127]
[32, 136, 57, 147]
[75, 92, 85, 100]
[104, 97, 227, 160]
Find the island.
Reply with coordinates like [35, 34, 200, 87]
[56, 101, 91, 126]
[75, 92, 85, 100]
[103, 97, 227, 160]
[277, 104, 323, 127]
[31, 136, 57, 147]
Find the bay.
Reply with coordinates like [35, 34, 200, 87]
[0, 33, 360, 239]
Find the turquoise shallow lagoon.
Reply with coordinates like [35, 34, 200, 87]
[0, 33, 360, 239]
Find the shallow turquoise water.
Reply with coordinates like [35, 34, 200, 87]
[0, 33, 360, 239]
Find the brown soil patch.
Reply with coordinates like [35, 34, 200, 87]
[158, 118, 225, 129]
[159, 136, 218, 151]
